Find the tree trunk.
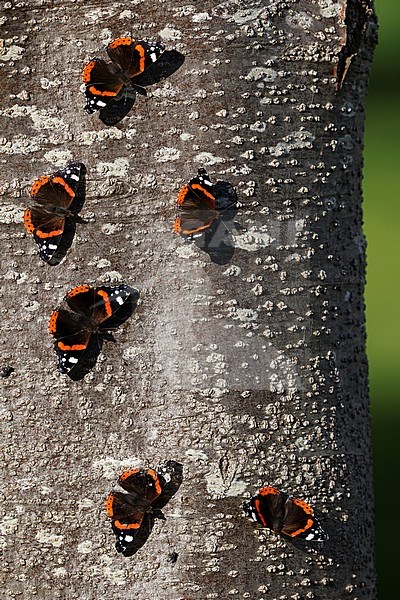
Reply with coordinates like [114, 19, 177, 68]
[0, 1, 377, 598]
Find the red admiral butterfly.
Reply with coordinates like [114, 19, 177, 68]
[49, 284, 135, 374]
[243, 485, 328, 541]
[23, 162, 86, 264]
[105, 466, 172, 556]
[173, 168, 218, 240]
[82, 37, 165, 114]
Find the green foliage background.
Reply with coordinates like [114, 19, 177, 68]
[364, 1, 399, 596]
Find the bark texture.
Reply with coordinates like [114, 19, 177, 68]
[0, 1, 377, 598]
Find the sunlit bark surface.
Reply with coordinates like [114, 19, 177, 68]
[0, 1, 376, 598]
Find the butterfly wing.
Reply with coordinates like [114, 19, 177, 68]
[82, 58, 124, 114]
[48, 307, 92, 373]
[95, 285, 137, 330]
[178, 169, 216, 211]
[24, 207, 66, 264]
[24, 165, 86, 263]
[174, 169, 217, 239]
[173, 210, 217, 237]
[63, 285, 133, 326]
[281, 497, 328, 541]
[53, 162, 86, 214]
[105, 491, 146, 555]
[243, 485, 286, 531]
[118, 468, 163, 505]
[106, 467, 164, 556]
[105, 491, 145, 527]
[107, 38, 164, 78]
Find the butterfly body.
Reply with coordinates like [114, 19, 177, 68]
[49, 284, 135, 374]
[82, 37, 165, 114]
[106, 468, 165, 555]
[243, 485, 328, 542]
[106, 462, 183, 556]
[23, 162, 86, 264]
[173, 168, 218, 240]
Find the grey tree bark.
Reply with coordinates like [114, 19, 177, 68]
[0, 1, 377, 599]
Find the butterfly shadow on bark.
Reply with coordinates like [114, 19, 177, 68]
[99, 50, 185, 126]
[64, 287, 139, 382]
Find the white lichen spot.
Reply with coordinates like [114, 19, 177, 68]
[77, 540, 93, 554]
[93, 456, 140, 479]
[0, 516, 18, 535]
[122, 346, 142, 361]
[125, 128, 137, 140]
[35, 531, 64, 548]
[24, 301, 40, 312]
[180, 132, 195, 141]
[206, 472, 248, 497]
[319, 0, 341, 19]
[269, 130, 315, 157]
[0, 205, 23, 225]
[89, 555, 126, 586]
[206, 352, 226, 374]
[101, 224, 123, 236]
[0, 40, 24, 61]
[77, 128, 124, 145]
[0, 105, 66, 131]
[176, 244, 198, 259]
[96, 258, 111, 268]
[101, 270, 124, 282]
[53, 567, 68, 578]
[154, 146, 181, 162]
[40, 77, 61, 89]
[159, 27, 183, 41]
[223, 265, 241, 277]
[233, 308, 259, 322]
[192, 12, 211, 22]
[286, 11, 314, 29]
[0, 136, 41, 155]
[194, 151, 224, 165]
[245, 67, 277, 82]
[99, 28, 113, 44]
[96, 157, 130, 177]
[185, 449, 208, 461]
[44, 149, 73, 167]
[118, 10, 134, 19]
[232, 230, 274, 251]
[233, 7, 264, 25]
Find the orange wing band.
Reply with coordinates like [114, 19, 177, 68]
[191, 183, 215, 202]
[254, 499, 268, 527]
[96, 289, 112, 318]
[82, 60, 96, 83]
[23, 209, 35, 234]
[120, 468, 140, 481]
[57, 341, 88, 351]
[48, 311, 58, 334]
[113, 518, 142, 531]
[289, 518, 314, 538]
[30, 176, 50, 197]
[259, 486, 280, 496]
[67, 285, 91, 298]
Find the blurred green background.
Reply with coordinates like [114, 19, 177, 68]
[364, 0, 399, 597]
